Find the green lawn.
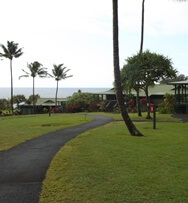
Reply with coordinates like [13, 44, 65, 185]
[90, 112, 181, 122]
[0, 113, 93, 151]
[40, 116, 188, 203]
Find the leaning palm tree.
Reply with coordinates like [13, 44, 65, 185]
[112, 0, 143, 136]
[0, 41, 23, 114]
[51, 64, 73, 107]
[19, 61, 48, 113]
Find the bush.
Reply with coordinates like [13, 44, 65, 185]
[157, 94, 175, 114]
[43, 108, 48, 114]
[66, 93, 96, 113]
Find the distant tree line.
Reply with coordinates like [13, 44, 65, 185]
[0, 94, 40, 113]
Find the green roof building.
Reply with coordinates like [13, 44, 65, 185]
[168, 80, 188, 114]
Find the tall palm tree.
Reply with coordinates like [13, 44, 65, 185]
[19, 61, 48, 113]
[51, 64, 73, 107]
[112, 0, 143, 136]
[140, 0, 186, 55]
[138, 0, 186, 117]
[0, 41, 23, 114]
[135, 0, 145, 117]
[140, 0, 145, 54]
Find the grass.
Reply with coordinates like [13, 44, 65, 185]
[40, 117, 188, 203]
[0, 113, 93, 151]
[90, 112, 181, 122]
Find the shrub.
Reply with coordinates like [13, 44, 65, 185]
[43, 108, 48, 114]
[66, 93, 96, 113]
[157, 94, 175, 114]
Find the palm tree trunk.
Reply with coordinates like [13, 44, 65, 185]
[139, 0, 145, 54]
[33, 77, 35, 114]
[10, 59, 14, 115]
[137, 0, 145, 117]
[112, 0, 143, 136]
[55, 80, 58, 107]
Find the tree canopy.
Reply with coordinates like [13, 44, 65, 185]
[27, 94, 40, 105]
[160, 73, 188, 84]
[13, 94, 26, 108]
[121, 50, 177, 92]
[0, 41, 23, 60]
[66, 92, 95, 112]
[121, 50, 177, 118]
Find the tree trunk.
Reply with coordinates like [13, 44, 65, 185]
[145, 87, 152, 119]
[139, 0, 145, 54]
[112, 0, 143, 136]
[55, 80, 58, 107]
[33, 77, 35, 114]
[136, 90, 142, 117]
[137, 0, 145, 117]
[10, 59, 14, 115]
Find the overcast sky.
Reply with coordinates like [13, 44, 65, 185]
[0, 0, 188, 88]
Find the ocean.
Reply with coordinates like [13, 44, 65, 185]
[0, 87, 111, 99]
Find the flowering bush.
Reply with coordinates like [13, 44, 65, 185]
[139, 97, 147, 103]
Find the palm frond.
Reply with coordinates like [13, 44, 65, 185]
[0, 41, 23, 60]
[21, 69, 30, 75]
[65, 75, 73, 79]
[19, 75, 29, 80]
[0, 44, 11, 59]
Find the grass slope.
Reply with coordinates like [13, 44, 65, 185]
[0, 114, 92, 151]
[40, 120, 188, 203]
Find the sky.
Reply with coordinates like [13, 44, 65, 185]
[0, 0, 188, 88]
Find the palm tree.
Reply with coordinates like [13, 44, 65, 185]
[138, 0, 186, 116]
[140, 0, 186, 55]
[140, 0, 145, 54]
[19, 61, 48, 113]
[112, 0, 143, 136]
[135, 0, 145, 117]
[51, 64, 73, 107]
[0, 41, 23, 114]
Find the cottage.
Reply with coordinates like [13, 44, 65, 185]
[20, 98, 67, 114]
[92, 84, 175, 110]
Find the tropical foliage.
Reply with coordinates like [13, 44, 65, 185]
[0, 41, 23, 114]
[13, 94, 26, 109]
[0, 99, 10, 110]
[121, 50, 177, 118]
[66, 92, 97, 113]
[19, 61, 48, 113]
[50, 64, 73, 107]
[160, 73, 188, 84]
[26, 94, 40, 105]
[157, 94, 175, 114]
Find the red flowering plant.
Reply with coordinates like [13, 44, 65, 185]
[139, 97, 147, 103]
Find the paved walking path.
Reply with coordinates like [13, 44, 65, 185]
[0, 115, 113, 203]
[172, 113, 188, 122]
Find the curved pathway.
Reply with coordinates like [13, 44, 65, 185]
[0, 115, 113, 203]
[172, 113, 188, 122]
